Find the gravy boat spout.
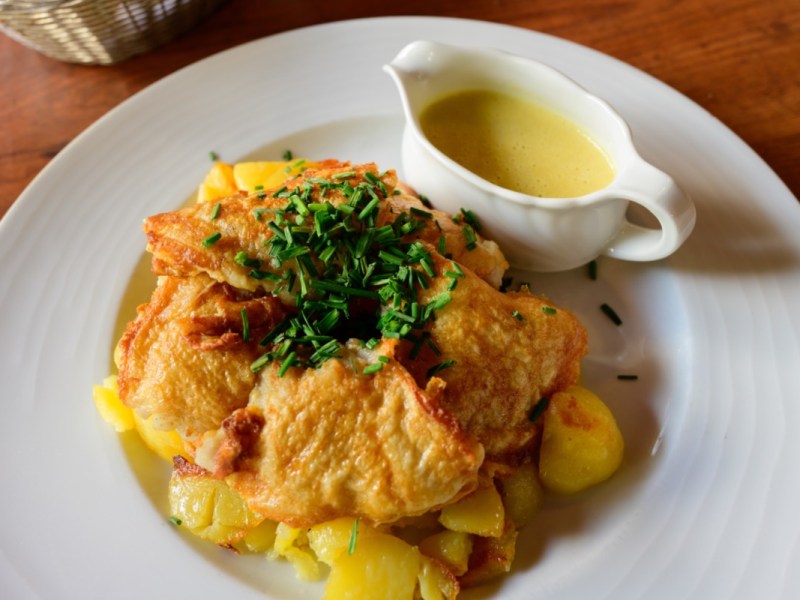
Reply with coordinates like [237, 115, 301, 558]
[384, 40, 695, 272]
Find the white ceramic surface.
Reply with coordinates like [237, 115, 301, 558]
[385, 40, 696, 271]
[1, 16, 799, 600]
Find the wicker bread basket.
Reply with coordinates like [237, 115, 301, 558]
[0, 0, 226, 64]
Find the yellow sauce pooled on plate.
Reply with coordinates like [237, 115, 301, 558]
[420, 89, 615, 198]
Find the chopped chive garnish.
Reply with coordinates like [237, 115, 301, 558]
[529, 397, 549, 422]
[235, 251, 261, 269]
[427, 292, 452, 312]
[542, 306, 557, 315]
[250, 353, 271, 372]
[208, 151, 219, 161]
[358, 196, 380, 220]
[512, 310, 524, 321]
[260, 317, 289, 346]
[460, 208, 482, 231]
[241, 309, 250, 342]
[210, 203, 221, 220]
[212, 166, 490, 374]
[462, 224, 477, 250]
[310, 279, 381, 299]
[309, 340, 341, 363]
[617, 374, 639, 381]
[588, 259, 598, 280]
[168, 516, 182, 526]
[427, 360, 456, 378]
[249, 269, 281, 281]
[202, 232, 221, 247]
[291, 194, 310, 216]
[278, 351, 298, 377]
[409, 207, 432, 219]
[600, 303, 623, 325]
[348, 517, 359, 555]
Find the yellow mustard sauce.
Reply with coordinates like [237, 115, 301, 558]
[420, 89, 615, 198]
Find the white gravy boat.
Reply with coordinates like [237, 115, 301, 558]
[384, 40, 696, 271]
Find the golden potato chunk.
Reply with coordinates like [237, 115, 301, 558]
[197, 161, 237, 202]
[418, 556, 460, 600]
[419, 530, 473, 576]
[241, 518, 278, 553]
[232, 159, 318, 192]
[92, 375, 134, 433]
[538, 385, 624, 494]
[438, 482, 505, 538]
[308, 517, 379, 566]
[133, 411, 188, 462]
[459, 527, 518, 587]
[498, 462, 543, 528]
[271, 523, 321, 581]
[168, 457, 262, 545]
[324, 531, 420, 599]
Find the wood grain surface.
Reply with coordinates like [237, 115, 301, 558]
[1, 0, 798, 220]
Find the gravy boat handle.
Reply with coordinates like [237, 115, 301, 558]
[603, 160, 696, 262]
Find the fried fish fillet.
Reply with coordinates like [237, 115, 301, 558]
[379, 189, 508, 288]
[143, 163, 508, 297]
[397, 248, 588, 460]
[194, 340, 483, 527]
[116, 273, 288, 437]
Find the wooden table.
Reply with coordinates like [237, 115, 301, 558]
[2, 0, 798, 220]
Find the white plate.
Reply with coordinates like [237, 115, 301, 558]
[1, 16, 799, 600]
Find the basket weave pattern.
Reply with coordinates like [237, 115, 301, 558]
[0, 0, 226, 64]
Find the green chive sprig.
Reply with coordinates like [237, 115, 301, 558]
[348, 517, 359, 555]
[202, 232, 221, 247]
[600, 303, 622, 326]
[238, 168, 465, 377]
[528, 397, 549, 422]
[426, 360, 457, 378]
[241, 309, 250, 342]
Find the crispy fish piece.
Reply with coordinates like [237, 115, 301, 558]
[195, 340, 484, 527]
[379, 189, 508, 288]
[143, 163, 508, 300]
[397, 248, 588, 460]
[116, 274, 288, 437]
